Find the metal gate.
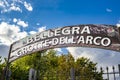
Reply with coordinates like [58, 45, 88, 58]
[29, 64, 120, 80]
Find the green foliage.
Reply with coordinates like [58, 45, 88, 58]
[10, 55, 30, 80]
[0, 56, 6, 80]
[75, 57, 102, 80]
[0, 56, 3, 77]
[9, 50, 103, 80]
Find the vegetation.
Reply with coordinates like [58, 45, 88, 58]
[0, 56, 3, 77]
[0, 57, 7, 80]
[0, 49, 103, 80]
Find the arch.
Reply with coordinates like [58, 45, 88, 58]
[8, 24, 120, 63]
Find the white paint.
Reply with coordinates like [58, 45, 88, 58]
[62, 27, 71, 35]
[77, 36, 85, 44]
[86, 36, 93, 44]
[81, 26, 90, 34]
[72, 27, 80, 34]
[93, 36, 101, 45]
[101, 37, 111, 46]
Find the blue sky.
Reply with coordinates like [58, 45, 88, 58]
[1, 0, 120, 31]
[0, 0, 120, 71]
[31, 0, 120, 27]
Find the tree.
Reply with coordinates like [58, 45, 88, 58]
[9, 49, 103, 80]
[0, 57, 7, 80]
[10, 55, 31, 80]
[75, 57, 103, 80]
[0, 56, 3, 78]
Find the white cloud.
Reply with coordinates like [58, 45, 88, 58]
[0, 0, 33, 13]
[13, 18, 28, 27]
[29, 26, 46, 34]
[36, 23, 40, 25]
[13, 18, 17, 23]
[29, 31, 37, 34]
[116, 23, 120, 27]
[0, 22, 28, 45]
[0, 1, 5, 8]
[9, 4, 22, 12]
[0, 21, 46, 46]
[0, 21, 28, 62]
[0, 0, 22, 13]
[29, 26, 47, 35]
[0, 44, 9, 62]
[16, 31, 28, 39]
[116, 20, 120, 28]
[106, 8, 112, 12]
[67, 47, 120, 67]
[38, 26, 46, 32]
[54, 48, 63, 52]
[28, 25, 47, 35]
[0, 21, 48, 60]
[17, 19, 28, 27]
[24, 1, 33, 11]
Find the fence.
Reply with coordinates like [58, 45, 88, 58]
[101, 64, 120, 80]
[29, 64, 120, 80]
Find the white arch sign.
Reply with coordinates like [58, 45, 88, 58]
[8, 24, 120, 62]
